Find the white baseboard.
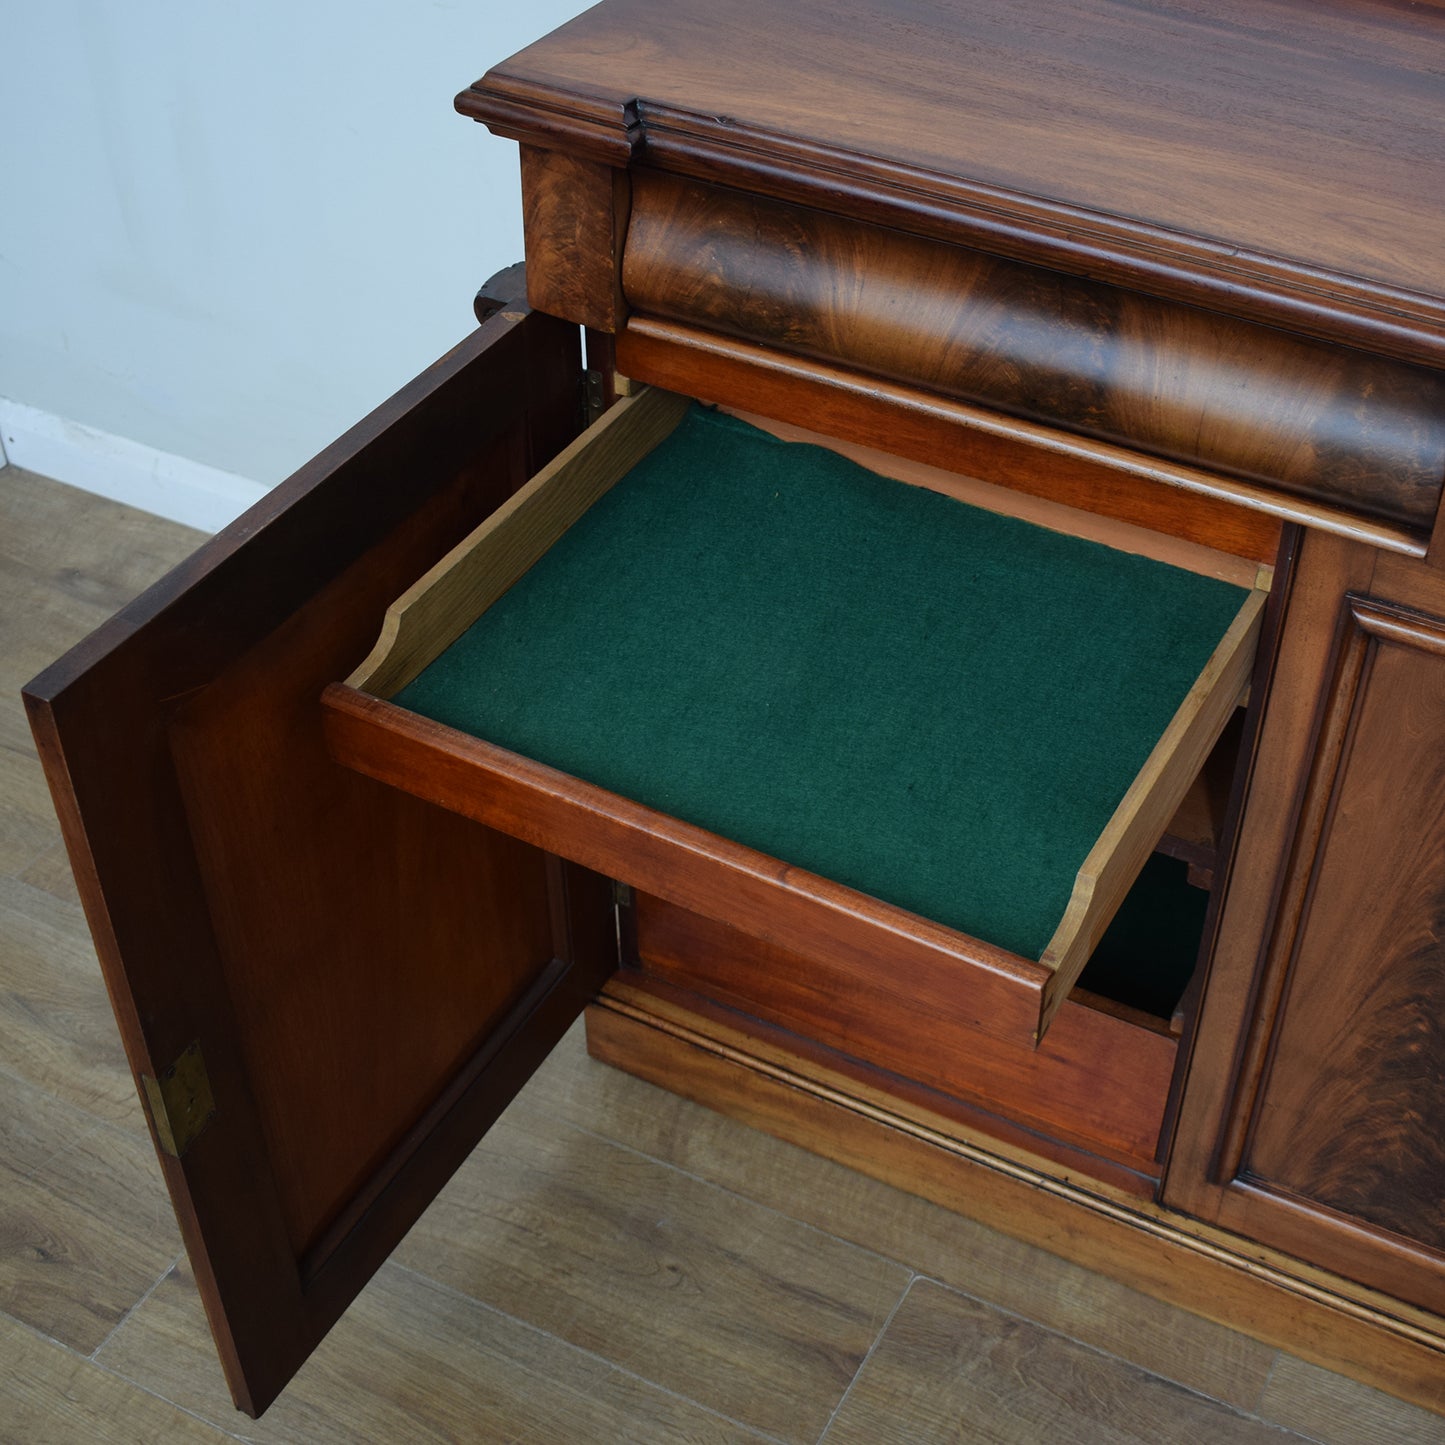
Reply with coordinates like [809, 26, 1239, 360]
[0, 398, 268, 533]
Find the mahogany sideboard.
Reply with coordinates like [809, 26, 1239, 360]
[23, 0, 1445, 1418]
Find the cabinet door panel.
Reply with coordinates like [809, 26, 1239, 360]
[1245, 599, 1445, 1251]
[1168, 530, 1445, 1317]
[22, 307, 616, 1415]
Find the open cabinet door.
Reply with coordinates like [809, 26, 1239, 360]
[21, 302, 618, 1416]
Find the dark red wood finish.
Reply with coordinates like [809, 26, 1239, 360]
[22, 308, 615, 1415]
[621, 171, 1445, 534]
[462, 0, 1445, 366]
[1168, 533, 1445, 1317]
[630, 893, 1176, 1172]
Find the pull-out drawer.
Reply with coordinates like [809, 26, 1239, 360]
[323, 385, 1267, 1047]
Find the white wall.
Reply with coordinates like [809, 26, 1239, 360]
[0, 0, 590, 525]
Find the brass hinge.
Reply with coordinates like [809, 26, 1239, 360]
[141, 1040, 216, 1158]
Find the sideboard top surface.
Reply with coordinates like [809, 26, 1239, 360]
[465, 0, 1445, 362]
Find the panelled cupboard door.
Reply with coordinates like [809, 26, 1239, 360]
[21, 305, 618, 1417]
[1166, 527, 1445, 1321]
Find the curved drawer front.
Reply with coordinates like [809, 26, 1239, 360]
[621, 170, 1445, 537]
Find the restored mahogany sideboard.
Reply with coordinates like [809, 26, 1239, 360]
[24, 0, 1445, 1418]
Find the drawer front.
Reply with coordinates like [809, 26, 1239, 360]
[621, 171, 1445, 539]
[629, 891, 1177, 1173]
[325, 386, 1264, 1047]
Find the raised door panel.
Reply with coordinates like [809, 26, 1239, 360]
[1167, 533, 1445, 1316]
[22, 305, 616, 1416]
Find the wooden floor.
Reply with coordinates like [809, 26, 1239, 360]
[2, 464, 1442, 1444]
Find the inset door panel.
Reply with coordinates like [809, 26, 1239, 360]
[1168, 560, 1445, 1316]
[1244, 599, 1445, 1251]
[22, 308, 614, 1415]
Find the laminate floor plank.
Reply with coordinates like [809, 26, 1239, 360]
[819, 1278, 1303, 1445]
[1258, 1356, 1445, 1445]
[391, 1107, 910, 1443]
[0, 1070, 181, 1354]
[16, 839, 82, 905]
[523, 1023, 1280, 1412]
[0, 873, 142, 1130]
[0, 742, 62, 879]
[0, 467, 201, 755]
[0, 466, 202, 604]
[98, 1259, 770, 1445]
[0, 1313, 237, 1445]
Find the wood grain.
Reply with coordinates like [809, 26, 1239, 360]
[524, 1022, 1278, 1412]
[21, 307, 598, 1415]
[586, 995, 1445, 1415]
[1038, 589, 1264, 1032]
[350, 385, 690, 696]
[323, 686, 1056, 1045]
[391, 1107, 909, 1443]
[1161, 536, 1445, 1319]
[1237, 599, 1445, 1292]
[821, 1279, 1290, 1444]
[1159, 710, 1244, 875]
[630, 894, 1175, 1172]
[617, 318, 1397, 561]
[623, 171, 1445, 534]
[520, 145, 629, 331]
[725, 408, 1265, 589]
[1259, 1354, 1445, 1445]
[0, 875, 140, 1130]
[0, 1070, 181, 1354]
[465, 0, 1445, 365]
[97, 1259, 768, 1445]
[0, 1312, 233, 1444]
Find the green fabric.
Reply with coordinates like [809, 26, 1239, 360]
[397, 405, 1247, 961]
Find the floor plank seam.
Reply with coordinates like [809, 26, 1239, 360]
[913, 1271, 1315, 1439]
[812, 1269, 918, 1444]
[2, 1307, 91, 1359]
[385, 1259, 794, 1444]
[87, 1354, 253, 1443]
[88, 1252, 185, 1362]
[5, 1307, 244, 1440]
[1252, 1352, 1285, 1427]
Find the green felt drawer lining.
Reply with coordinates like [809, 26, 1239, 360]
[396, 405, 1248, 962]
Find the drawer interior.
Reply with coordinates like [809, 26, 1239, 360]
[324, 387, 1266, 1043]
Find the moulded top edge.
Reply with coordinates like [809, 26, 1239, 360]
[463, 0, 1445, 369]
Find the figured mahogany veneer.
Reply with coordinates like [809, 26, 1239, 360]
[460, 0, 1445, 366]
[620, 171, 1445, 536]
